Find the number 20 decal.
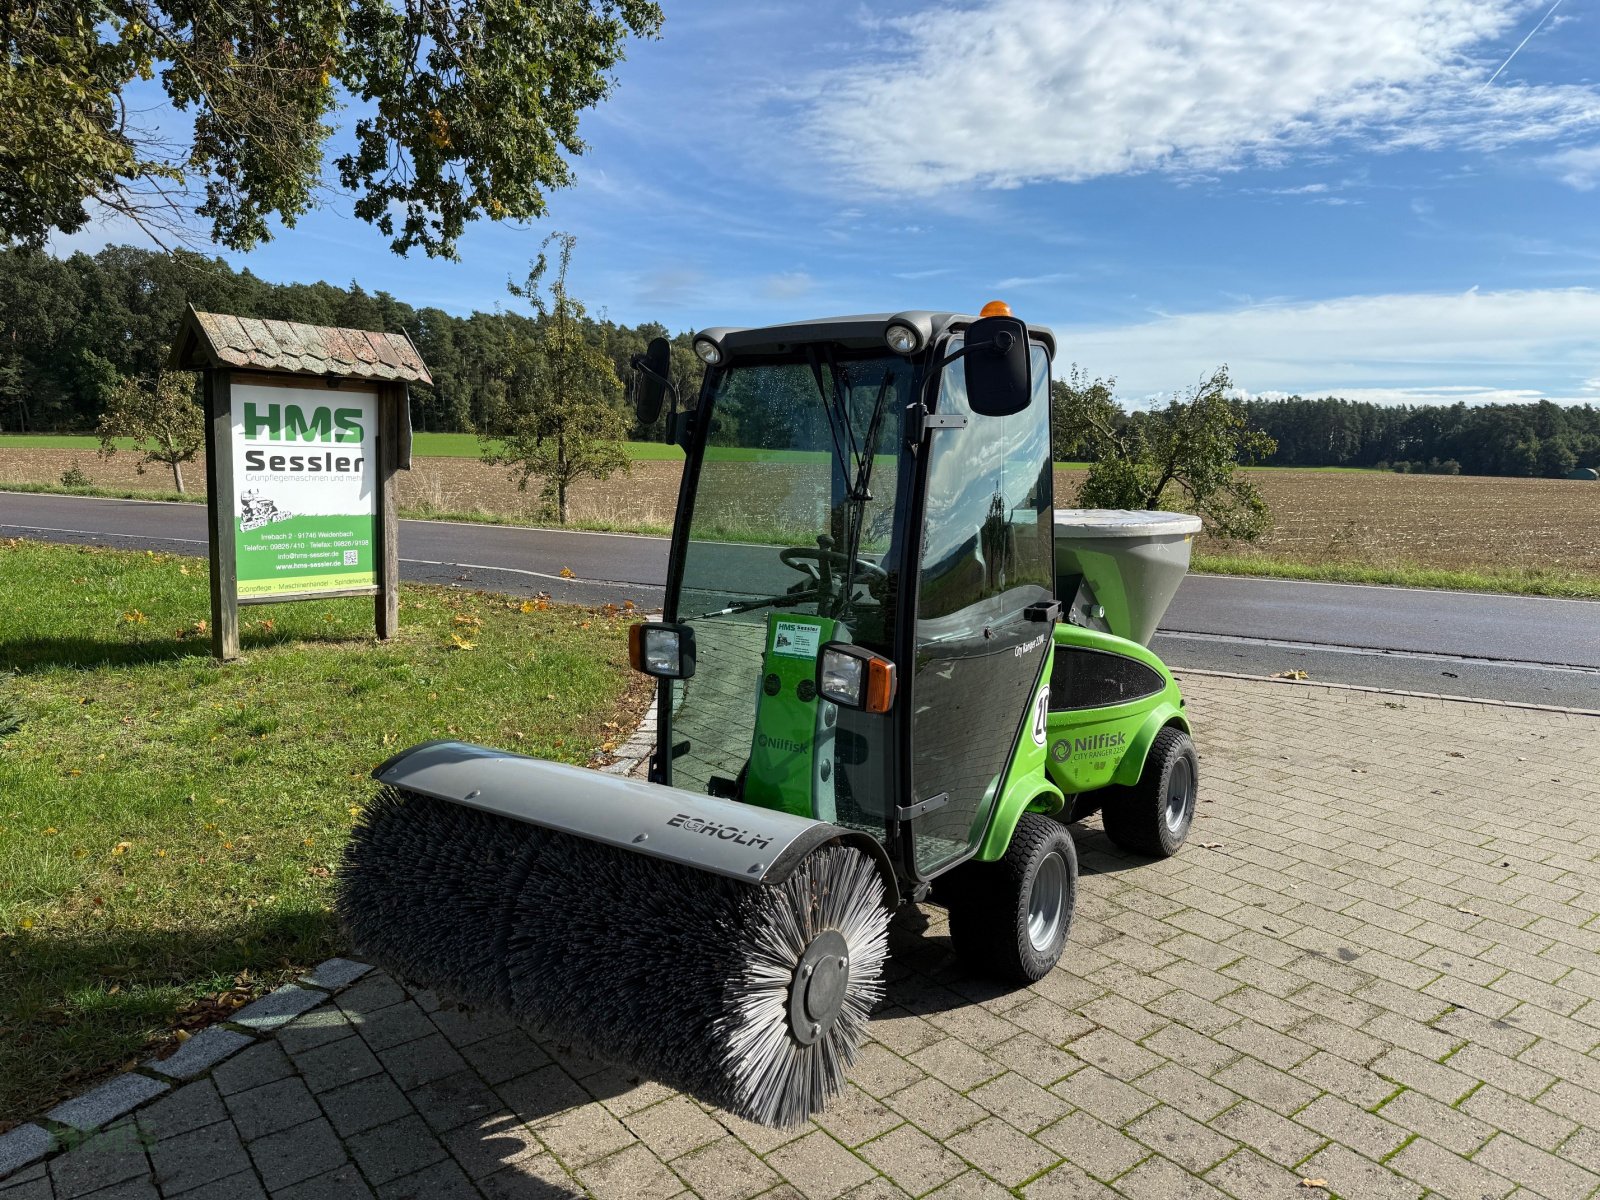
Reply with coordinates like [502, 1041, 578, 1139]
[1032, 686, 1050, 747]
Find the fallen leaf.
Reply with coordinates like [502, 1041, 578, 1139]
[559, 567, 574, 579]
[1299, 1181, 1328, 1190]
[111, 841, 132, 856]
[173, 1028, 191, 1043]
[1446, 751, 1466, 758]
[1200, 841, 1225, 850]
[1272, 669, 1309, 680]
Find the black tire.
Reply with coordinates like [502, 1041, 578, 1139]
[1101, 726, 1198, 858]
[944, 813, 1078, 984]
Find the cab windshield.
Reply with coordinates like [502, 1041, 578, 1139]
[668, 351, 913, 800]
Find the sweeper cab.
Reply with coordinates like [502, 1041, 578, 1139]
[338, 304, 1203, 1127]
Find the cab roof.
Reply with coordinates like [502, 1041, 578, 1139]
[696, 311, 1057, 361]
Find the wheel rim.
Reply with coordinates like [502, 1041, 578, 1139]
[1027, 852, 1067, 952]
[1164, 756, 1193, 833]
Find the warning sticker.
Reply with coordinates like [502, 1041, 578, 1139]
[772, 620, 822, 659]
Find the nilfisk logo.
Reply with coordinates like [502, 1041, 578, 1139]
[756, 732, 808, 754]
[667, 813, 773, 850]
[1053, 731, 1127, 761]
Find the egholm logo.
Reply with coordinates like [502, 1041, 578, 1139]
[667, 813, 773, 850]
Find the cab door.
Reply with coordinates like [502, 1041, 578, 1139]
[905, 341, 1055, 876]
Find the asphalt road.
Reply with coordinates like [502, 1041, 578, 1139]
[5, 491, 1596, 708]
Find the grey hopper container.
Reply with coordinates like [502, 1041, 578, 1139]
[1054, 509, 1202, 646]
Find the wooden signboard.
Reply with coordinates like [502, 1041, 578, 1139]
[171, 309, 427, 660]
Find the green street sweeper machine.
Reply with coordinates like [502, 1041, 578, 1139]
[339, 303, 1204, 1127]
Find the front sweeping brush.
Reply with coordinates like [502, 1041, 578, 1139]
[339, 785, 891, 1127]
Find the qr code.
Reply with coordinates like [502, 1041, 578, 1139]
[343, 549, 359, 566]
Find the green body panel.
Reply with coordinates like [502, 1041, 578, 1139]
[932, 621, 1193, 865]
[741, 614, 840, 820]
[1042, 623, 1188, 796]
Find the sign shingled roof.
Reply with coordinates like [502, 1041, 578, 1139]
[170, 307, 432, 384]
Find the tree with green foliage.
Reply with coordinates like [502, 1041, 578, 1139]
[486, 234, 629, 523]
[1072, 366, 1277, 542]
[1, 1, 661, 257]
[96, 369, 202, 491]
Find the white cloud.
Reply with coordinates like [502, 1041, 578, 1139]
[760, 270, 815, 299]
[1054, 287, 1600, 403]
[803, 0, 1600, 192]
[1541, 144, 1600, 189]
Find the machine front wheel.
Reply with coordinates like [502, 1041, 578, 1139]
[944, 814, 1078, 984]
[1102, 726, 1198, 857]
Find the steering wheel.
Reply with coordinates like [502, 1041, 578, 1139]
[779, 536, 888, 584]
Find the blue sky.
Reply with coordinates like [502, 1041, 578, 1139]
[62, 0, 1600, 404]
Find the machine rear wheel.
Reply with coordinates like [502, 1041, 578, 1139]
[944, 813, 1078, 984]
[1102, 726, 1197, 857]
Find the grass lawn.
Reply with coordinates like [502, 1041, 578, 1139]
[0, 538, 644, 1124]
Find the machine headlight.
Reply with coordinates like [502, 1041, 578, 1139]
[817, 643, 897, 713]
[629, 622, 697, 679]
[692, 337, 723, 366]
[884, 323, 920, 355]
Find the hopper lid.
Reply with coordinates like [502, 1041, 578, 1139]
[1053, 509, 1202, 538]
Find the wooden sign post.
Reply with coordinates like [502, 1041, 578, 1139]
[170, 309, 429, 660]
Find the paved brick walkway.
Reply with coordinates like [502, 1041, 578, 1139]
[5, 674, 1599, 1199]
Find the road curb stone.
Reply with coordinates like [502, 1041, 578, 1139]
[43, 1073, 170, 1133]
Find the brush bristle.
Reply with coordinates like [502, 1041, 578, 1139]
[337, 788, 890, 1126]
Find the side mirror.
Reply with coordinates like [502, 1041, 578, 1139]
[630, 336, 672, 428]
[962, 316, 1031, 417]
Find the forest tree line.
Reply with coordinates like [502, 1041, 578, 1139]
[4, 246, 1598, 478]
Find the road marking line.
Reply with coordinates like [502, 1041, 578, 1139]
[1156, 629, 1600, 674]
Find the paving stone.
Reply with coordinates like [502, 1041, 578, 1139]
[989, 1033, 1082, 1086]
[275, 1005, 355, 1055]
[274, 1162, 375, 1200]
[884, 1077, 985, 1139]
[300, 957, 374, 991]
[133, 1079, 225, 1145]
[964, 1071, 1068, 1134]
[1035, 1111, 1148, 1182]
[291, 1034, 383, 1093]
[318, 1072, 415, 1138]
[478, 1152, 584, 1199]
[210, 1041, 295, 1097]
[1295, 1095, 1409, 1161]
[1049, 1065, 1157, 1127]
[533, 1101, 634, 1167]
[172, 1168, 267, 1198]
[144, 1028, 255, 1082]
[377, 1157, 480, 1200]
[671, 1137, 780, 1200]
[353, 1001, 438, 1053]
[811, 1086, 902, 1149]
[1203, 1147, 1306, 1200]
[45, 1074, 169, 1134]
[1113, 1153, 1233, 1199]
[1212, 1054, 1319, 1113]
[1389, 1136, 1516, 1200]
[1126, 1103, 1237, 1173]
[47, 1121, 149, 1199]
[946, 1116, 1059, 1187]
[574, 1144, 682, 1200]
[344, 1113, 450, 1187]
[0, 1162, 49, 1197]
[1461, 1086, 1577, 1151]
[925, 1171, 1009, 1198]
[1061, 1029, 1162, 1082]
[0, 1125, 56, 1180]
[1472, 1133, 1600, 1200]
[52, 1180, 157, 1200]
[220, 1074, 321, 1142]
[441, 1111, 542, 1180]
[428, 1003, 515, 1050]
[1296, 1143, 1423, 1200]
[461, 1031, 553, 1087]
[1209, 1100, 1325, 1169]
[334, 974, 409, 1016]
[230, 983, 325, 1033]
[847, 1045, 925, 1099]
[766, 1131, 876, 1200]
[859, 1124, 964, 1195]
[381, 1032, 468, 1091]
[408, 1069, 503, 1135]
[1374, 1088, 1496, 1157]
[247, 1116, 349, 1191]
[148, 1119, 251, 1195]
[1021, 1159, 1119, 1198]
[1133, 1061, 1236, 1121]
